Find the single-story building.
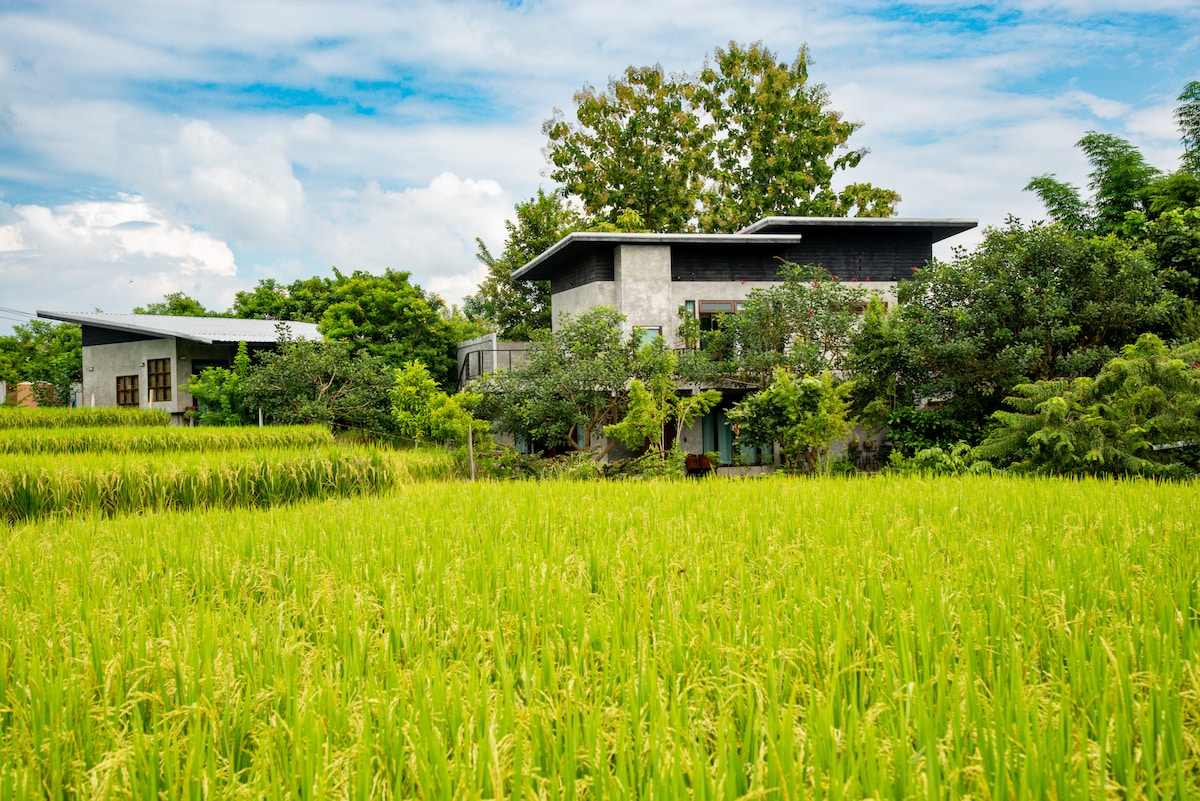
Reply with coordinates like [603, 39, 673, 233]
[36, 312, 321, 424]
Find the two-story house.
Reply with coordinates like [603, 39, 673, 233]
[472, 216, 979, 466]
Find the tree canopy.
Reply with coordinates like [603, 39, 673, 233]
[133, 292, 221, 317]
[241, 336, 396, 435]
[0, 319, 82, 405]
[463, 189, 579, 339]
[885, 218, 1171, 428]
[473, 307, 652, 458]
[544, 41, 898, 233]
[230, 277, 338, 323]
[976, 334, 1200, 478]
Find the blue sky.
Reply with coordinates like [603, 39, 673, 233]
[1, 0, 1198, 332]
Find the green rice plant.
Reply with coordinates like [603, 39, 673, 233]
[0, 447, 392, 523]
[388, 446, 463, 481]
[0, 406, 170, 429]
[0, 424, 334, 455]
[0, 475, 1196, 798]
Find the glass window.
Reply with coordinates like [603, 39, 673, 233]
[698, 300, 742, 335]
[633, 326, 662, 347]
[116, 375, 139, 407]
[147, 358, 172, 402]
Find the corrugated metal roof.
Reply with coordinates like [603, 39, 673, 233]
[36, 311, 323, 345]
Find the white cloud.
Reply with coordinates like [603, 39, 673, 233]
[150, 120, 307, 248]
[0, 196, 236, 315]
[311, 172, 512, 307]
[1, 0, 1198, 332]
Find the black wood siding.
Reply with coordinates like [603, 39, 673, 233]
[671, 230, 932, 282]
[549, 245, 615, 294]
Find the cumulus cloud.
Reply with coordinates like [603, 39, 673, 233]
[148, 120, 307, 248]
[0, 0, 1198, 330]
[0, 196, 236, 315]
[309, 172, 512, 307]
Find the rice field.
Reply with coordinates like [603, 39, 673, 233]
[0, 424, 335, 455]
[0, 447, 393, 524]
[0, 473, 1195, 799]
[0, 407, 170, 429]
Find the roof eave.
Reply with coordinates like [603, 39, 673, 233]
[738, 216, 979, 242]
[512, 232, 810, 282]
[37, 311, 218, 343]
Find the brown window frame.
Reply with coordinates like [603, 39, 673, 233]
[147, 358, 172, 402]
[116, 375, 139, 407]
[697, 300, 742, 331]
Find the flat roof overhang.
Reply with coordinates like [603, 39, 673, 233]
[513, 218, 978, 282]
[513, 233, 808, 282]
[738, 216, 978, 241]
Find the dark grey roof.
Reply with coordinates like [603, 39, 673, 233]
[513, 232, 808, 282]
[738, 216, 977, 241]
[37, 311, 322, 345]
[512, 217, 978, 282]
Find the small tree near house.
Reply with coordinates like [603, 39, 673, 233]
[473, 307, 643, 459]
[604, 348, 721, 460]
[390, 359, 488, 448]
[728, 368, 854, 472]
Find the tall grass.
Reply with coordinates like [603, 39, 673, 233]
[0, 424, 334, 455]
[0, 447, 392, 523]
[0, 474, 1195, 798]
[0, 406, 170, 429]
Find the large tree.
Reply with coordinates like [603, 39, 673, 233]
[883, 219, 1173, 431]
[1025, 132, 1160, 236]
[133, 291, 220, 317]
[318, 268, 459, 386]
[232, 269, 461, 387]
[1177, 80, 1200, 175]
[1026, 82, 1200, 234]
[0, 319, 82, 405]
[230, 276, 337, 322]
[543, 41, 898, 233]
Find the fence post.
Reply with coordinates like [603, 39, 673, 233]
[468, 422, 477, 480]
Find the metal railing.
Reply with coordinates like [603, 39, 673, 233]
[457, 347, 531, 389]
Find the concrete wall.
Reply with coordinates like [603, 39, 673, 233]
[550, 281, 617, 330]
[549, 244, 897, 347]
[614, 244, 674, 338]
[83, 337, 238, 421]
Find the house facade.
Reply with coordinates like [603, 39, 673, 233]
[36, 312, 321, 424]
[499, 216, 979, 467]
[513, 216, 977, 344]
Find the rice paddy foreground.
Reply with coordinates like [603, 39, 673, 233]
[0, 474, 1196, 799]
